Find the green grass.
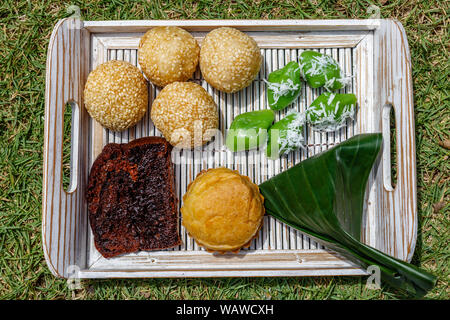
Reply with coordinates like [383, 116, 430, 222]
[0, 0, 448, 300]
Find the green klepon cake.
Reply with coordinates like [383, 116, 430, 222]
[266, 112, 306, 159]
[306, 92, 356, 132]
[264, 61, 302, 111]
[299, 50, 351, 91]
[225, 109, 275, 152]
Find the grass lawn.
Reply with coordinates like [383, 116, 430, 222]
[0, 0, 448, 300]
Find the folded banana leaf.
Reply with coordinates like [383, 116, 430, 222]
[259, 133, 436, 296]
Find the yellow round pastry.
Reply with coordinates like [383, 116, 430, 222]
[150, 81, 218, 148]
[181, 167, 265, 253]
[200, 27, 262, 93]
[138, 26, 200, 87]
[84, 60, 148, 132]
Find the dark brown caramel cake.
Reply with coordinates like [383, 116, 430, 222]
[86, 136, 181, 258]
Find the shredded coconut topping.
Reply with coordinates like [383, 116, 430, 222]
[327, 93, 336, 105]
[264, 78, 300, 105]
[277, 112, 307, 154]
[306, 101, 355, 132]
[299, 53, 338, 77]
[299, 53, 353, 91]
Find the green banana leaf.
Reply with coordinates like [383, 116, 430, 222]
[259, 133, 436, 296]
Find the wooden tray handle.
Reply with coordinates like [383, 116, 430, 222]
[42, 18, 89, 277]
[374, 20, 417, 262]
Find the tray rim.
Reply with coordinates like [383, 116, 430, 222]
[42, 18, 417, 279]
[83, 19, 382, 31]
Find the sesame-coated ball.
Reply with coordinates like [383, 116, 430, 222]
[84, 60, 148, 132]
[138, 26, 200, 87]
[150, 82, 219, 148]
[200, 27, 262, 93]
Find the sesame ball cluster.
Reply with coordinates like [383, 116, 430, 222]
[151, 82, 219, 148]
[83, 26, 261, 147]
[138, 26, 200, 87]
[200, 27, 262, 93]
[83, 60, 148, 132]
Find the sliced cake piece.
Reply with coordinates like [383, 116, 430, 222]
[86, 136, 181, 258]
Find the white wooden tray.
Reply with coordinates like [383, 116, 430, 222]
[43, 19, 416, 279]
